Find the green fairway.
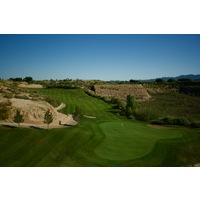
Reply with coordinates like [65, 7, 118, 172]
[0, 88, 200, 166]
[28, 88, 120, 119]
[95, 121, 182, 160]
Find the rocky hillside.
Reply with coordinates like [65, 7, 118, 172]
[94, 84, 151, 101]
[0, 81, 76, 126]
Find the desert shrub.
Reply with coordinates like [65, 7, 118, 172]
[15, 95, 29, 100]
[110, 97, 126, 114]
[173, 117, 190, 126]
[126, 106, 134, 119]
[126, 95, 138, 116]
[111, 97, 118, 104]
[151, 117, 190, 126]
[136, 110, 153, 121]
[162, 117, 174, 125]
[151, 119, 165, 125]
[155, 78, 164, 83]
[0, 101, 11, 120]
[100, 96, 111, 103]
[45, 97, 61, 108]
[13, 109, 24, 127]
[85, 89, 107, 100]
[44, 109, 53, 129]
[189, 121, 200, 128]
[6, 87, 15, 93]
[23, 76, 33, 83]
[73, 105, 82, 123]
[12, 90, 20, 95]
[45, 82, 77, 89]
[29, 91, 40, 98]
[4, 93, 13, 98]
[85, 89, 97, 97]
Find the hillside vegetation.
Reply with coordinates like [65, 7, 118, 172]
[94, 84, 151, 101]
[85, 82, 200, 127]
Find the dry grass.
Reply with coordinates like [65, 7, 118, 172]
[95, 84, 151, 101]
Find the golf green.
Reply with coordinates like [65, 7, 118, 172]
[95, 121, 182, 160]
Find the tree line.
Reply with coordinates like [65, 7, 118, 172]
[9, 76, 33, 83]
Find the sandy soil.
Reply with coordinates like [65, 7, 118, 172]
[0, 98, 77, 129]
[147, 124, 171, 129]
[1, 82, 77, 129]
[0, 121, 76, 129]
[193, 163, 200, 167]
[18, 83, 43, 88]
[55, 103, 66, 111]
[83, 115, 96, 119]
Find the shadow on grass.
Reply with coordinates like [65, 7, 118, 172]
[2, 125, 17, 129]
[29, 126, 43, 130]
[63, 124, 73, 127]
[107, 108, 120, 115]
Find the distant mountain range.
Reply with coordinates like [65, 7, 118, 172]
[162, 74, 200, 81]
[142, 74, 200, 82]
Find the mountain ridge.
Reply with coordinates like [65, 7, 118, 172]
[141, 74, 200, 82]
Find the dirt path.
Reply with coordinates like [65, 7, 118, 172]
[147, 124, 171, 129]
[55, 103, 66, 111]
[83, 115, 96, 119]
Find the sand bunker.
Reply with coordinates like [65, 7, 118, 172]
[148, 124, 171, 129]
[18, 83, 43, 88]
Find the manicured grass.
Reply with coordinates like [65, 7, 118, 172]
[29, 88, 119, 120]
[0, 88, 200, 166]
[95, 121, 182, 160]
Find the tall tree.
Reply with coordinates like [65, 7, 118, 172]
[73, 106, 82, 125]
[155, 78, 164, 83]
[23, 76, 33, 83]
[13, 109, 24, 127]
[44, 109, 53, 129]
[126, 95, 138, 118]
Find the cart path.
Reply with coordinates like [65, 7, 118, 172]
[55, 102, 66, 111]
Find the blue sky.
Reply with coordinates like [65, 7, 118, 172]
[0, 34, 199, 80]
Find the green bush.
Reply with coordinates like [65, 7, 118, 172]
[85, 90, 97, 97]
[173, 117, 189, 126]
[189, 121, 200, 128]
[100, 96, 111, 103]
[111, 97, 118, 104]
[4, 93, 13, 98]
[0, 101, 11, 120]
[151, 119, 165, 125]
[45, 97, 61, 108]
[126, 106, 133, 119]
[151, 117, 190, 126]
[15, 95, 29, 100]
[136, 110, 152, 121]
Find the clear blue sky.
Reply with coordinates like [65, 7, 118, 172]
[0, 34, 199, 81]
